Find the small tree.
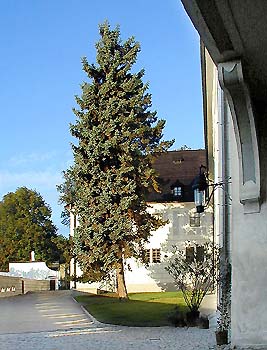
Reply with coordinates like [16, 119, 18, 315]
[166, 241, 218, 316]
[61, 22, 173, 299]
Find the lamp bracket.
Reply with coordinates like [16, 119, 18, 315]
[205, 177, 232, 208]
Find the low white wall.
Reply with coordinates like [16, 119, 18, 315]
[9, 262, 58, 280]
[0, 275, 52, 297]
[23, 278, 50, 294]
[0, 275, 23, 297]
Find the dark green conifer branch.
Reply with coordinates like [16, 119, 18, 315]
[59, 21, 174, 298]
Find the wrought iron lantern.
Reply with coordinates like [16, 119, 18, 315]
[192, 165, 208, 213]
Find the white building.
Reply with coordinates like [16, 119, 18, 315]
[69, 150, 213, 294]
[181, 1, 267, 347]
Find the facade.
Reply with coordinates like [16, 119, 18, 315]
[181, 1, 267, 347]
[69, 150, 213, 293]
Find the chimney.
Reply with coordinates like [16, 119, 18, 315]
[30, 251, 35, 262]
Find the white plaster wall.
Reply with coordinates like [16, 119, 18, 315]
[69, 211, 78, 289]
[125, 202, 213, 292]
[227, 105, 267, 347]
[206, 57, 267, 346]
[69, 203, 213, 293]
[213, 78, 225, 248]
[203, 35, 267, 348]
[9, 262, 58, 280]
[204, 48, 226, 255]
[209, 67, 267, 346]
[72, 262, 106, 293]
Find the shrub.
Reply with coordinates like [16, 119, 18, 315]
[167, 306, 187, 327]
[166, 241, 219, 315]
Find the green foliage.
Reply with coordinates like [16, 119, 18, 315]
[0, 187, 70, 270]
[57, 167, 77, 207]
[57, 167, 78, 226]
[60, 208, 70, 227]
[167, 305, 187, 327]
[166, 241, 219, 313]
[52, 233, 72, 265]
[62, 22, 173, 286]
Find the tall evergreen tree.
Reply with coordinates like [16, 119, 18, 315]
[68, 22, 173, 298]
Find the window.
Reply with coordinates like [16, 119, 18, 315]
[189, 213, 200, 227]
[186, 245, 204, 263]
[145, 248, 161, 263]
[145, 249, 151, 263]
[171, 180, 184, 200]
[173, 186, 182, 197]
[186, 246, 194, 263]
[196, 246, 204, 262]
[152, 248, 161, 263]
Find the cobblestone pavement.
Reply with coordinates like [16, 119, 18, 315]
[0, 291, 217, 350]
[0, 326, 217, 350]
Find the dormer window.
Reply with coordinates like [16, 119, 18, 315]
[171, 180, 184, 200]
[173, 186, 182, 197]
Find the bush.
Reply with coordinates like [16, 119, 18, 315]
[167, 306, 187, 327]
[166, 241, 219, 314]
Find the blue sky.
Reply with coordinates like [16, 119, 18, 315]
[0, 0, 202, 236]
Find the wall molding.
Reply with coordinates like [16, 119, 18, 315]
[218, 60, 260, 213]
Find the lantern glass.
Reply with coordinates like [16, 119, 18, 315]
[194, 189, 205, 205]
[194, 188, 205, 213]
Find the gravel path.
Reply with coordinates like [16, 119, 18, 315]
[0, 326, 217, 350]
[0, 291, 217, 350]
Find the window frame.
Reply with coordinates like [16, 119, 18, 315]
[173, 186, 182, 197]
[145, 248, 161, 264]
[189, 213, 201, 227]
[186, 245, 205, 263]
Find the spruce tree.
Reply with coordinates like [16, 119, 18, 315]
[69, 22, 173, 298]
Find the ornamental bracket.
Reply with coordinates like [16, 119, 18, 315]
[218, 60, 260, 213]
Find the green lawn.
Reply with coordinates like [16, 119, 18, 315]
[75, 291, 188, 326]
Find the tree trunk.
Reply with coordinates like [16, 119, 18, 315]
[116, 257, 128, 300]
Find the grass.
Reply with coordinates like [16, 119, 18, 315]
[75, 291, 189, 326]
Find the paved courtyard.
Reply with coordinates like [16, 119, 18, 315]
[0, 291, 217, 350]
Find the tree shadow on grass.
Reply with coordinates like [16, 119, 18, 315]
[75, 292, 189, 327]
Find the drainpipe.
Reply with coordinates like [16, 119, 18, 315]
[223, 94, 232, 334]
[223, 97, 231, 263]
[218, 83, 232, 335]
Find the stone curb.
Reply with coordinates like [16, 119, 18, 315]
[71, 296, 107, 327]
